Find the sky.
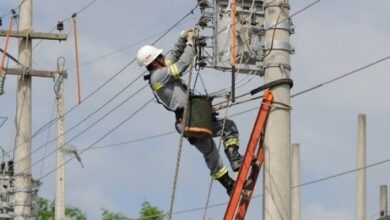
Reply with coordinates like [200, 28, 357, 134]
[0, 0, 390, 219]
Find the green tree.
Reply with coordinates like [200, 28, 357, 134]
[101, 208, 131, 220]
[36, 197, 86, 220]
[101, 201, 165, 220]
[138, 201, 164, 220]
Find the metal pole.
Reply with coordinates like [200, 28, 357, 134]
[356, 114, 366, 220]
[291, 144, 300, 220]
[55, 81, 65, 220]
[14, 0, 32, 219]
[263, 0, 292, 219]
[380, 185, 388, 218]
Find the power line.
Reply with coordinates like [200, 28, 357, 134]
[14, 84, 149, 176]
[200, 0, 324, 97]
[4, 4, 199, 164]
[294, 157, 390, 188]
[291, 54, 390, 98]
[32, 0, 100, 50]
[0, 0, 27, 19]
[217, 53, 390, 113]
[0, 48, 22, 66]
[84, 52, 390, 154]
[75, 0, 100, 15]
[131, 156, 390, 219]
[38, 97, 155, 180]
[27, 73, 145, 164]
[66, 15, 196, 71]
[90, 131, 176, 150]
[0, 116, 7, 129]
[32, 2, 198, 137]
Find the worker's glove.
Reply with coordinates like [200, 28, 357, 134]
[186, 32, 195, 46]
[180, 28, 195, 39]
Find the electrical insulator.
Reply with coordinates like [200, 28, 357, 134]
[7, 161, 13, 176]
[57, 21, 64, 32]
[198, 0, 209, 11]
[0, 162, 5, 173]
[197, 16, 210, 28]
[198, 56, 208, 68]
[198, 36, 207, 47]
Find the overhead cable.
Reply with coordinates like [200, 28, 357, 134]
[131, 156, 390, 219]
[6, 4, 199, 162]
[37, 97, 155, 180]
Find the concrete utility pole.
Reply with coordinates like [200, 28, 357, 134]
[291, 144, 300, 220]
[379, 185, 389, 220]
[55, 80, 65, 220]
[14, 0, 33, 218]
[356, 114, 366, 220]
[263, 0, 292, 219]
[0, 1, 68, 218]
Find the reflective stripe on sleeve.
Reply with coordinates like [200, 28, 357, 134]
[165, 59, 180, 79]
[151, 82, 162, 91]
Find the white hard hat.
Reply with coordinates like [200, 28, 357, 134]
[136, 45, 163, 67]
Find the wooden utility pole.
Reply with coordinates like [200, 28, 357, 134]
[0, 1, 67, 219]
[263, 0, 292, 219]
[291, 143, 301, 220]
[356, 114, 366, 220]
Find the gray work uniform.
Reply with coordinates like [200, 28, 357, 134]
[148, 37, 240, 179]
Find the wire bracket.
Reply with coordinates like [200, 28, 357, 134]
[261, 41, 295, 54]
[261, 62, 291, 71]
[264, 1, 290, 9]
[262, 19, 294, 34]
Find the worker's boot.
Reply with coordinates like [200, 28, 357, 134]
[217, 172, 235, 195]
[225, 145, 243, 172]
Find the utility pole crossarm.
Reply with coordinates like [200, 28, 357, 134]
[5, 68, 68, 78]
[0, 30, 67, 41]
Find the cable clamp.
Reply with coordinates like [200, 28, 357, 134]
[12, 201, 33, 207]
[264, 1, 290, 9]
[250, 78, 294, 95]
[11, 213, 34, 218]
[262, 19, 294, 34]
[261, 41, 295, 54]
[54, 57, 65, 98]
[261, 62, 291, 71]
[14, 173, 32, 178]
[13, 188, 37, 193]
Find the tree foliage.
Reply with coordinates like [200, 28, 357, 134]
[101, 208, 131, 220]
[17, 197, 163, 220]
[138, 201, 165, 220]
[36, 197, 86, 220]
[101, 201, 165, 220]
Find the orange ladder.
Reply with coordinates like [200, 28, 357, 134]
[223, 89, 273, 220]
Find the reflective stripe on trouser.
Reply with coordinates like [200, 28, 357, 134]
[211, 166, 228, 180]
[212, 118, 240, 149]
[175, 122, 225, 177]
[223, 138, 239, 148]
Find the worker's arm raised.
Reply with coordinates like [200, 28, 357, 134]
[166, 28, 194, 62]
[165, 37, 187, 63]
